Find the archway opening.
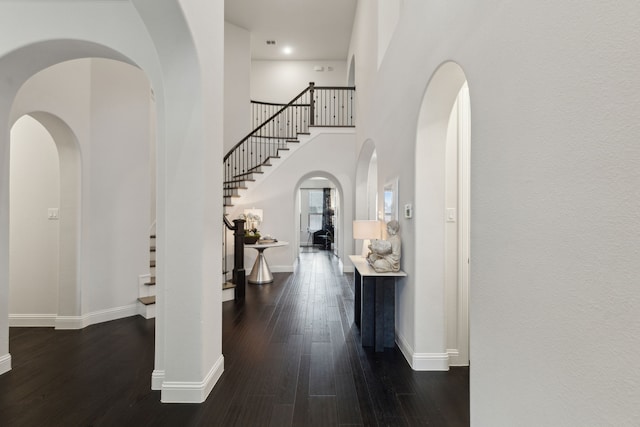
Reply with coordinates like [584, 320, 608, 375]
[297, 176, 339, 257]
[6, 56, 156, 337]
[414, 61, 470, 369]
[9, 115, 63, 326]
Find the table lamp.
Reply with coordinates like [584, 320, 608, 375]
[353, 220, 381, 257]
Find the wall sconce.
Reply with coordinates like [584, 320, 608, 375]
[353, 220, 381, 257]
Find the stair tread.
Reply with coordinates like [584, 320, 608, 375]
[144, 281, 155, 286]
[222, 282, 236, 290]
[138, 296, 156, 305]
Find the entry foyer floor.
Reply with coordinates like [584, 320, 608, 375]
[0, 249, 469, 426]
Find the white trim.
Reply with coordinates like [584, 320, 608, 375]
[448, 348, 469, 367]
[151, 369, 165, 390]
[55, 303, 140, 330]
[412, 352, 450, 371]
[55, 315, 85, 330]
[9, 314, 57, 327]
[0, 353, 11, 375]
[161, 355, 224, 403]
[396, 331, 450, 371]
[456, 84, 471, 367]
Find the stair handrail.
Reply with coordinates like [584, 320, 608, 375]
[224, 83, 315, 163]
[224, 82, 356, 188]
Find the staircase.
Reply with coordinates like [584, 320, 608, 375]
[136, 83, 355, 313]
[223, 82, 355, 209]
[138, 234, 156, 319]
[222, 84, 355, 298]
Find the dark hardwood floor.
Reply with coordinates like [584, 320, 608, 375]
[0, 249, 469, 426]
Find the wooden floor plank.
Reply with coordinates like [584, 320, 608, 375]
[0, 249, 469, 426]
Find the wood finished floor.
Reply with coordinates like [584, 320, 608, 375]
[0, 249, 469, 426]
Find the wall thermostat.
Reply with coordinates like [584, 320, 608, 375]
[404, 203, 413, 219]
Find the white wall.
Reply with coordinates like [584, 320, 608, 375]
[224, 22, 251, 153]
[349, 0, 640, 425]
[251, 60, 349, 103]
[9, 116, 60, 323]
[87, 58, 151, 313]
[377, 0, 401, 69]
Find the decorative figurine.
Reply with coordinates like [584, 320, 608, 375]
[367, 220, 401, 273]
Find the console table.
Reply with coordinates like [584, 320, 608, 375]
[349, 255, 407, 352]
[245, 241, 288, 284]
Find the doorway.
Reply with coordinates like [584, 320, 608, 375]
[298, 177, 338, 254]
[9, 113, 81, 327]
[414, 62, 470, 369]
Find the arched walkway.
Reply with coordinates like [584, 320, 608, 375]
[10, 113, 81, 327]
[413, 61, 470, 370]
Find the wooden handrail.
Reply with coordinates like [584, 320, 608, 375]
[224, 82, 356, 187]
[224, 83, 315, 162]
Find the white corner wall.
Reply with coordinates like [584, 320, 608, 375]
[224, 22, 251, 153]
[87, 58, 151, 314]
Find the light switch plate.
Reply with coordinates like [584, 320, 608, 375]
[404, 204, 412, 219]
[446, 208, 456, 222]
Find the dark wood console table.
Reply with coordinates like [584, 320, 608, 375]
[349, 255, 407, 352]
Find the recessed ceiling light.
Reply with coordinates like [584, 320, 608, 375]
[282, 46, 293, 55]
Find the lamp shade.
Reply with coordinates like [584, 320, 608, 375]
[352, 220, 381, 240]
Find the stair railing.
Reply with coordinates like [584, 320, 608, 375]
[223, 216, 246, 300]
[224, 82, 355, 186]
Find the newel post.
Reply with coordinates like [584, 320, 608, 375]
[232, 218, 246, 300]
[309, 81, 315, 126]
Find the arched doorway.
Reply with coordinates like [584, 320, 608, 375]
[9, 113, 81, 327]
[294, 172, 344, 262]
[414, 61, 470, 369]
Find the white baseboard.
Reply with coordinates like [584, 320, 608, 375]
[161, 355, 224, 403]
[396, 331, 450, 371]
[138, 301, 156, 319]
[9, 314, 57, 327]
[151, 369, 165, 390]
[55, 303, 140, 330]
[0, 353, 11, 375]
[447, 348, 470, 367]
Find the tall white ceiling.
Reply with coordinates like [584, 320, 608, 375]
[225, 0, 357, 61]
